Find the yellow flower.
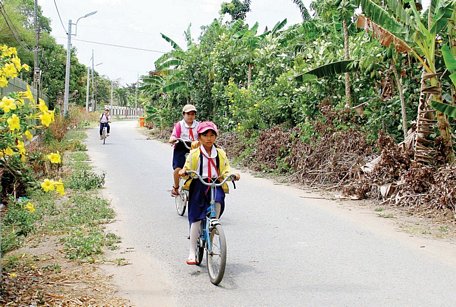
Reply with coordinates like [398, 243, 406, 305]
[3, 63, 18, 78]
[47, 152, 61, 164]
[20, 154, 27, 162]
[4, 147, 14, 156]
[54, 180, 65, 196]
[22, 85, 34, 102]
[38, 99, 48, 112]
[11, 56, 21, 70]
[41, 179, 55, 192]
[0, 76, 8, 87]
[39, 110, 53, 127]
[7, 114, 20, 131]
[22, 64, 30, 71]
[16, 140, 25, 155]
[6, 47, 17, 57]
[0, 96, 16, 113]
[24, 130, 33, 140]
[25, 202, 35, 213]
[8, 272, 17, 279]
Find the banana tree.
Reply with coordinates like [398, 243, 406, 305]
[144, 33, 191, 97]
[291, 0, 311, 21]
[431, 44, 456, 116]
[356, 0, 455, 163]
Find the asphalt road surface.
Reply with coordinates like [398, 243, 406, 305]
[86, 120, 456, 307]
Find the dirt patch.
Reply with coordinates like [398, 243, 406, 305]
[1, 235, 131, 306]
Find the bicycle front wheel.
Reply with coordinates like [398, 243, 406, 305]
[102, 128, 107, 144]
[175, 190, 187, 216]
[206, 224, 226, 285]
[195, 237, 205, 266]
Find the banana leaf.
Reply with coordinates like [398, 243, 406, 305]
[295, 73, 318, 84]
[295, 60, 354, 83]
[442, 45, 456, 71]
[271, 19, 287, 35]
[431, 100, 456, 118]
[162, 81, 187, 93]
[160, 33, 182, 51]
[156, 59, 182, 70]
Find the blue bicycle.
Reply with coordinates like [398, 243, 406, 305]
[185, 170, 237, 285]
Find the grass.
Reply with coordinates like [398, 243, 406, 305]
[2, 126, 119, 263]
[377, 212, 395, 218]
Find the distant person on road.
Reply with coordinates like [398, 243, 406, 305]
[168, 104, 199, 197]
[179, 121, 240, 265]
[99, 107, 111, 139]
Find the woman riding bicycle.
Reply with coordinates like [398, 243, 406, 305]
[169, 104, 199, 197]
[179, 121, 240, 265]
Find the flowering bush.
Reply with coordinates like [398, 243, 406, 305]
[0, 45, 64, 201]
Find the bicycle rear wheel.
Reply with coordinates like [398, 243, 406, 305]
[206, 224, 226, 285]
[175, 190, 187, 216]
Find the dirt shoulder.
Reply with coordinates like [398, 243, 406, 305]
[1, 235, 131, 306]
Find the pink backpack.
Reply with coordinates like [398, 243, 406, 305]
[174, 122, 182, 138]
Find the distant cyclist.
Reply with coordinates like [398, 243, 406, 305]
[99, 106, 111, 139]
[168, 104, 199, 197]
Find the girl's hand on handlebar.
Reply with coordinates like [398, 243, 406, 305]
[231, 173, 240, 181]
[191, 141, 200, 150]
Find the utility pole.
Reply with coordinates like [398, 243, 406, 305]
[110, 79, 114, 111]
[63, 11, 97, 116]
[135, 75, 138, 110]
[85, 62, 91, 112]
[33, 0, 41, 104]
[91, 49, 95, 111]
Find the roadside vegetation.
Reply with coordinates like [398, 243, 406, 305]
[0, 113, 128, 304]
[0, 47, 127, 303]
[142, 0, 456, 221]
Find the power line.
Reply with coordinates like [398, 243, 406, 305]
[53, 0, 67, 34]
[0, 0, 30, 50]
[69, 37, 166, 53]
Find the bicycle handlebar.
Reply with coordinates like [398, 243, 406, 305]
[185, 170, 236, 187]
[175, 138, 192, 150]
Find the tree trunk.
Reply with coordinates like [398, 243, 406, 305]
[414, 71, 436, 164]
[343, 20, 351, 108]
[390, 60, 408, 140]
[429, 72, 454, 163]
[247, 63, 252, 88]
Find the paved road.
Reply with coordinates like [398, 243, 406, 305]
[86, 120, 456, 307]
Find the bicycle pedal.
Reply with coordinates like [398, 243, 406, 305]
[210, 219, 221, 227]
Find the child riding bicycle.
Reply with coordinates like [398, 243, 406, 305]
[169, 104, 199, 197]
[179, 121, 240, 265]
[99, 106, 111, 139]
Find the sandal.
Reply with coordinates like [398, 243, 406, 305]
[186, 258, 197, 265]
[171, 186, 179, 197]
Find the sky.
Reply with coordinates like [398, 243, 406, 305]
[40, 0, 311, 85]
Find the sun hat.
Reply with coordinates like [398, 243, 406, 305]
[182, 104, 197, 113]
[104, 106, 110, 111]
[197, 121, 218, 135]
